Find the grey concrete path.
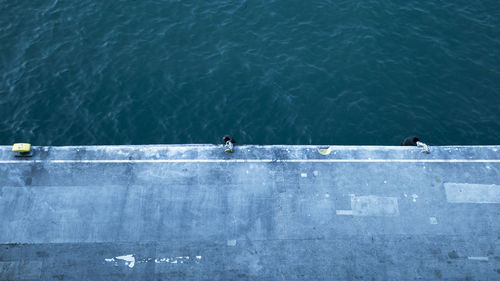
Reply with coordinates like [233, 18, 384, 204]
[0, 145, 499, 280]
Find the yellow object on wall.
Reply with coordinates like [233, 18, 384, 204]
[12, 143, 31, 153]
[317, 147, 332, 155]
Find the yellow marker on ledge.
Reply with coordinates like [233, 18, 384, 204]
[12, 143, 31, 153]
[317, 147, 332, 155]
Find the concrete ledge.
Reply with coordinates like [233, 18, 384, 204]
[1, 144, 499, 161]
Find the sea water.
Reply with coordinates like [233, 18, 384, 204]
[1, 0, 499, 145]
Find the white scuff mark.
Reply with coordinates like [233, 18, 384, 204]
[467, 256, 488, 261]
[325, 193, 330, 198]
[486, 165, 491, 169]
[246, 170, 249, 174]
[404, 193, 408, 198]
[196, 256, 202, 259]
[383, 180, 387, 184]
[429, 217, 438, 224]
[171, 260, 177, 264]
[301, 173, 307, 178]
[115, 254, 135, 268]
[104, 258, 115, 262]
[411, 194, 418, 202]
[336, 210, 353, 215]
[227, 239, 237, 246]
[313, 170, 319, 176]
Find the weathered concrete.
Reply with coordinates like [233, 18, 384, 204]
[0, 145, 499, 280]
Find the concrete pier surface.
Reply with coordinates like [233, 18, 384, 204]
[0, 144, 499, 280]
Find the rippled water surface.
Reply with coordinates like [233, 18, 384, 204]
[1, 0, 499, 145]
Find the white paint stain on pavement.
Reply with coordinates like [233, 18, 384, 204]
[411, 194, 418, 202]
[106, 255, 202, 268]
[350, 195, 399, 216]
[467, 256, 489, 261]
[116, 255, 135, 268]
[154, 256, 200, 264]
[104, 254, 135, 268]
[444, 183, 500, 203]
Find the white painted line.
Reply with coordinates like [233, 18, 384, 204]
[336, 210, 353, 215]
[467, 256, 489, 261]
[0, 159, 499, 164]
[444, 183, 500, 204]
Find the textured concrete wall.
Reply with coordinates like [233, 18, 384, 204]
[0, 145, 499, 280]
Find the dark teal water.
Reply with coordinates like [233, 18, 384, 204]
[1, 0, 499, 145]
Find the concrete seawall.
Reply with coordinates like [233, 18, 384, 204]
[1, 145, 499, 280]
